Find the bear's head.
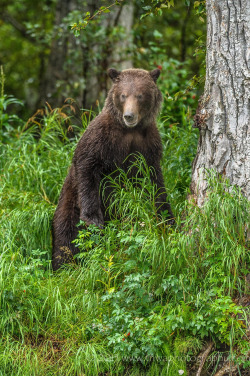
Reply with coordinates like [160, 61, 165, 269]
[107, 68, 162, 128]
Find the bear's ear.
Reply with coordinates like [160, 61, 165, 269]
[150, 68, 161, 83]
[108, 68, 121, 82]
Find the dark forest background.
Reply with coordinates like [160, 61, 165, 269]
[0, 0, 205, 118]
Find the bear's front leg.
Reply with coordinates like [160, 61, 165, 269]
[80, 207, 104, 228]
[150, 162, 176, 225]
[75, 162, 104, 229]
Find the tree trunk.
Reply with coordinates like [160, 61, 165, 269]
[191, 0, 250, 205]
[40, 0, 134, 110]
[40, 0, 77, 108]
[82, 0, 134, 109]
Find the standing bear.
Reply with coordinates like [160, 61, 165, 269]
[52, 68, 175, 270]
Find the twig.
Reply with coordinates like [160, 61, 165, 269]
[71, 0, 124, 32]
[86, 0, 123, 25]
[196, 341, 213, 376]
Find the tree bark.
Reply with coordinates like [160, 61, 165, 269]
[82, 0, 134, 109]
[41, 0, 77, 108]
[191, 0, 250, 204]
[41, 0, 134, 110]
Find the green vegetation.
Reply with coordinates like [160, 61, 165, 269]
[0, 71, 249, 374]
[0, 1, 248, 374]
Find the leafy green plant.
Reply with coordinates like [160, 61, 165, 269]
[0, 66, 23, 142]
[71, 165, 249, 369]
[159, 119, 199, 207]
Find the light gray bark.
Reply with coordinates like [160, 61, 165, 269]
[191, 0, 250, 204]
[112, 2, 134, 71]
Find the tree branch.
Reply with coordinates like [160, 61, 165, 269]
[196, 341, 213, 376]
[1, 10, 36, 43]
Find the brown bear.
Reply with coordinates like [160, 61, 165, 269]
[52, 68, 175, 270]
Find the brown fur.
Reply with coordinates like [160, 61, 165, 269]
[52, 68, 175, 270]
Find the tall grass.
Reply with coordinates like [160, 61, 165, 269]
[0, 102, 249, 375]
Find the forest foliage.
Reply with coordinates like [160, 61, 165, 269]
[0, 1, 249, 375]
[0, 0, 205, 115]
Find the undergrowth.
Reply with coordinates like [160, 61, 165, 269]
[0, 93, 249, 375]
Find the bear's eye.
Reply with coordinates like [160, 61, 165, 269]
[121, 94, 126, 101]
[137, 94, 143, 100]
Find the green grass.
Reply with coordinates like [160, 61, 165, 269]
[0, 102, 249, 375]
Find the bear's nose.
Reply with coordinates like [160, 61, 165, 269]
[124, 112, 135, 122]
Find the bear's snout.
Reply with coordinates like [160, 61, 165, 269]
[124, 112, 135, 123]
[123, 111, 139, 127]
[123, 97, 140, 127]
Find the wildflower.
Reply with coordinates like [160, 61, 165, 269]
[178, 370, 184, 375]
